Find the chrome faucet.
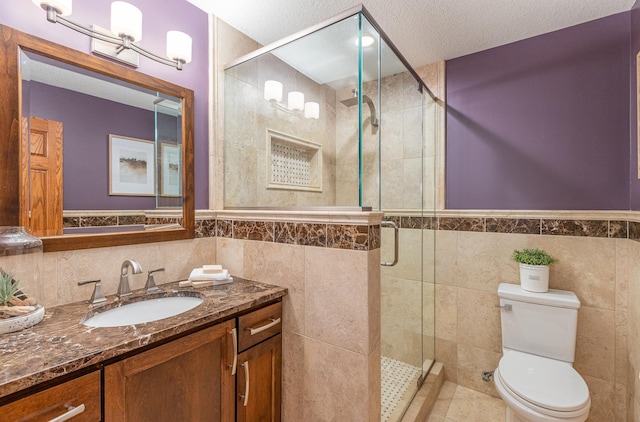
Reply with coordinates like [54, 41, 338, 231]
[118, 259, 143, 298]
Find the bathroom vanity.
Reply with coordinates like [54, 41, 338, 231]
[0, 277, 286, 421]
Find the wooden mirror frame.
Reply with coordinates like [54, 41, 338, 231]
[0, 25, 195, 252]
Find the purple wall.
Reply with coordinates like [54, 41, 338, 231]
[28, 81, 156, 210]
[446, 13, 630, 210]
[630, 2, 640, 209]
[0, 0, 209, 209]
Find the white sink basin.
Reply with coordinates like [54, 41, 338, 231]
[82, 296, 203, 327]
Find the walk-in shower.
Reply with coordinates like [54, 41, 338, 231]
[223, 6, 437, 421]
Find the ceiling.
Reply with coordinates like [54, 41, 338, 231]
[186, 0, 636, 69]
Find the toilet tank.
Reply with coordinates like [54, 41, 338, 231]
[498, 283, 580, 363]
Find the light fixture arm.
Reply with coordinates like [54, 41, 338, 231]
[41, 5, 186, 70]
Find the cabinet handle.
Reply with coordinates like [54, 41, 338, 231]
[48, 404, 86, 422]
[239, 361, 250, 407]
[247, 317, 281, 335]
[228, 328, 238, 375]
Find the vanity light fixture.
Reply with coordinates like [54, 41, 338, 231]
[263, 80, 319, 120]
[32, 0, 192, 70]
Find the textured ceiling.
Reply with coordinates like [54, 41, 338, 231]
[187, 0, 635, 68]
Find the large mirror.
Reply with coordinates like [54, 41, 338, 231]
[0, 25, 194, 251]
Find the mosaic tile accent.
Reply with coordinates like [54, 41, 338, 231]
[297, 223, 328, 247]
[216, 219, 233, 238]
[629, 221, 640, 241]
[327, 224, 370, 250]
[401, 216, 423, 229]
[541, 219, 608, 237]
[486, 218, 540, 234]
[609, 220, 628, 239]
[118, 215, 146, 225]
[438, 217, 484, 232]
[81, 216, 117, 227]
[234, 220, 274, 242]
[63, 217, 80, 228]
[146, 217, 183, 226]
[274, 222, 297, 245]
[369, 225, 381, 250]
[195, 219, 216, 238]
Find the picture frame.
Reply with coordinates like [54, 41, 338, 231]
[109, 135, 155, 196]
[160, 142, 181, 196]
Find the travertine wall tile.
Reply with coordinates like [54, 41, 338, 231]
[304, 247, 372, 354]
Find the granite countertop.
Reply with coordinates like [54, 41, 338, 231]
[0, 277, 287, 400]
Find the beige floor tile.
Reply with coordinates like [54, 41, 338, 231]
[444, 385, 506, 422]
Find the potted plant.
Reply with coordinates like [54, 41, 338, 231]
[0, 269, 44, 334]
[511, 248, 558, 293]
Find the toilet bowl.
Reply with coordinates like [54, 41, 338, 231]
[494, 350, 590, 422]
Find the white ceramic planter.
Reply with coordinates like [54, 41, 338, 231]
[519, 264, 550, 292]
[0, 305, 45, 334]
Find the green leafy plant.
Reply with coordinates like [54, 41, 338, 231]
[512, 248, 558, 266]
[0, 270, 19, 306]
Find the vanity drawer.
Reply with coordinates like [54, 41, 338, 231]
[1, 370, 101, 421]
[238, 301, 282, 351]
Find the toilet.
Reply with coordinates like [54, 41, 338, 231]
[494, 283, 590, 422]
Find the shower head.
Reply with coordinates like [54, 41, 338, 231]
[340, 96, 359, 107]
[340, 88, 379, 134]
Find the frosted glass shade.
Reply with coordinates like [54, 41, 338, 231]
[304, 102, 320, 119]
[33, 0, 72, 16]
[288, 91, 304, 111]
[111, 1, 142, 41]
[166, 31, 192, 63]
[264, 80, 283, 102]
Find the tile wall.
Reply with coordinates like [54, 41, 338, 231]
[429, 211, 637, 421]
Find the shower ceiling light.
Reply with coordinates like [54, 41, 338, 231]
[355, 35, 375, 48]
[32, 0, 192, 70]
[263, 80, 319, 120]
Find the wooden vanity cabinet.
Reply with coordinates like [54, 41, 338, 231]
[104, 320, 236, 422]
[1, 371, 101, 421]
[236, 302, 282, 422]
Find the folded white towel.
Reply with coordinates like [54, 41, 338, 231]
[189, 268, 229, 281]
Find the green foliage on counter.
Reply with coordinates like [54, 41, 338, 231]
[0, 270, 19, 306]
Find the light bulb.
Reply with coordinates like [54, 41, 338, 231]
[167, 31, 192, 63]
[304, 102, 320, 119]
[264, 80, 283, 102]
[111, 1, 142, 42]
[288, 91, 304, 111]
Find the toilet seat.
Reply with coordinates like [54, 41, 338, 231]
[495, 350, 590, 421]
[499, 350, 590, 412]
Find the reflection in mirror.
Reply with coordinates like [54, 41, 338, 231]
[20, 51, 183, 237]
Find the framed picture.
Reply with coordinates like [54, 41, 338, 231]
[160, 143, 181, 196]
[109, 135, 155, 196]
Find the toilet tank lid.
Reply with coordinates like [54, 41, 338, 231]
[498, 283, 580, 309]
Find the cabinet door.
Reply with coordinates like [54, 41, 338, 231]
[236, 334, 282, 422]
[0, 371, 100, 421]
[104, 320, 236, 422]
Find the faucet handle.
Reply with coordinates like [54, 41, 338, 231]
[145, 268, 165, 293]
[77, 279, 107, 304]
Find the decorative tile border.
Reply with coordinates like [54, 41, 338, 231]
[195, 211, 640, 247]
[195, 218, 379, 250]
[382, 214, 638, 241]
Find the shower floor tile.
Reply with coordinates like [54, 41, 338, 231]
[381, 356, 422, 422]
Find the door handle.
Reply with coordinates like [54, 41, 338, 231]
[380, 220, 399, 266]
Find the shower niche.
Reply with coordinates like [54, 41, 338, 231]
[266, 129, 322, 192]
[223, 5, 438, 422]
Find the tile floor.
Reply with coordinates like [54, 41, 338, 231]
[381, 356, 422, 422]
[426, 381, 507, 422]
